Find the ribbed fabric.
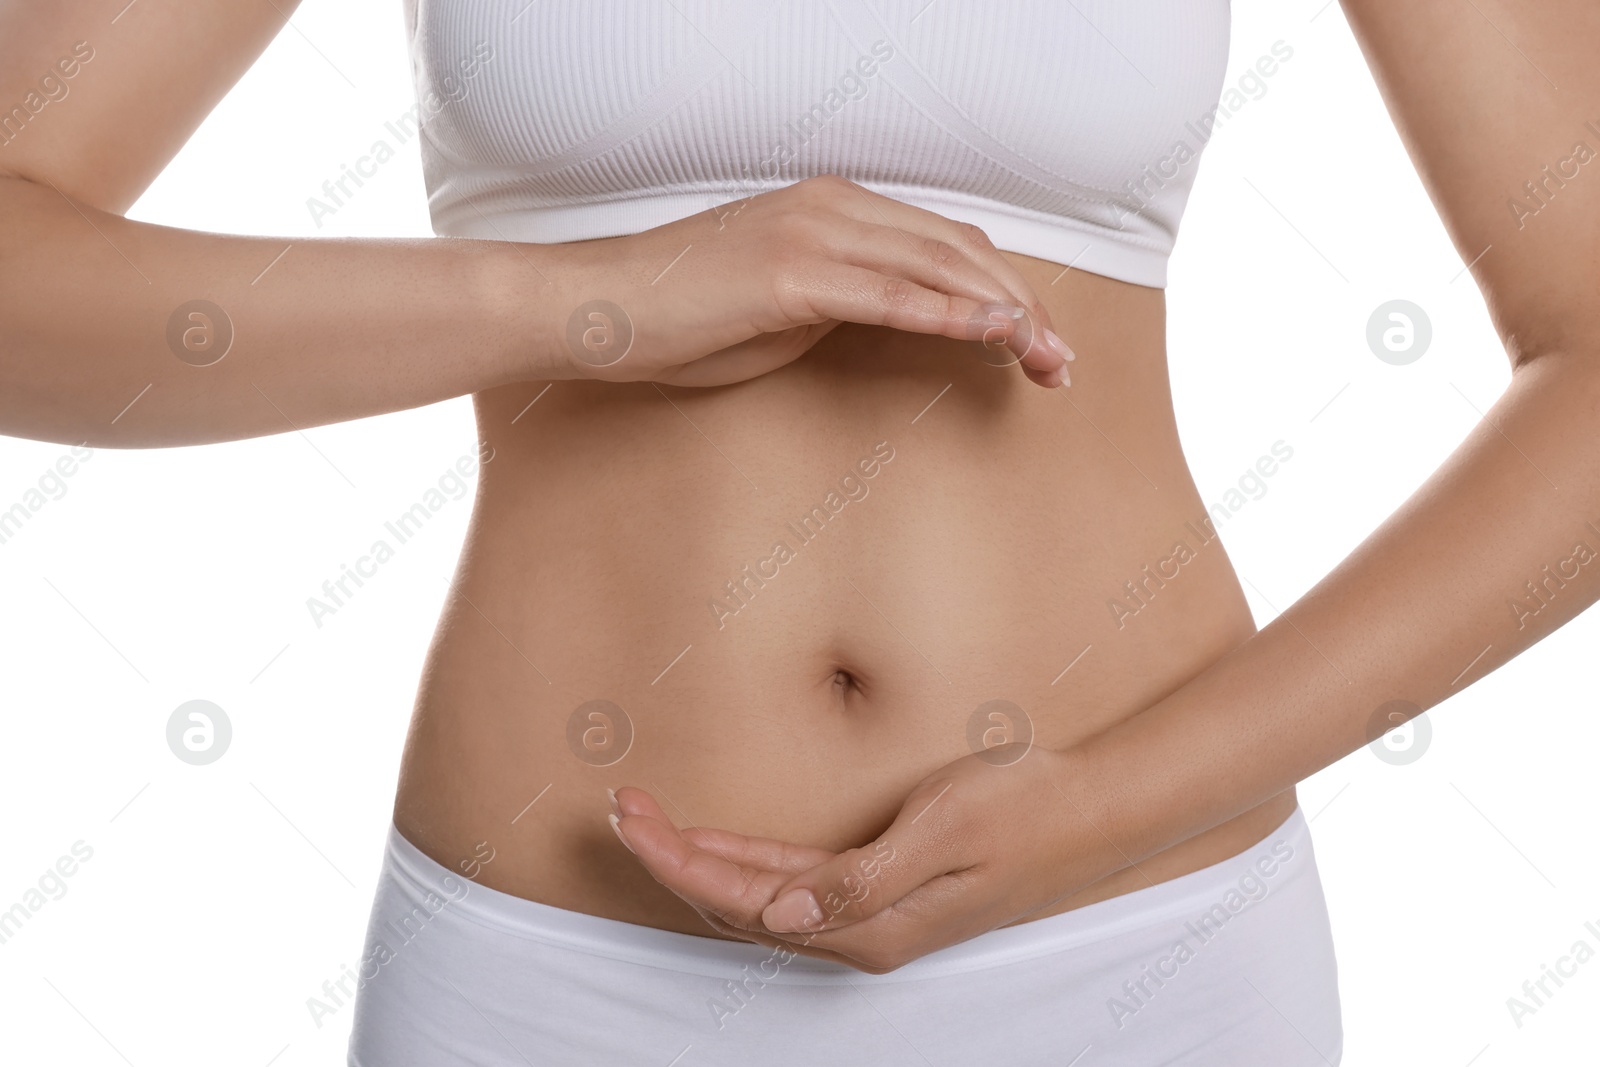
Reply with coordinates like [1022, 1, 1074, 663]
[405, 0, 1232, 288]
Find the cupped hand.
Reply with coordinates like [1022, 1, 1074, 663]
[608, 745, 1124, 974]
[550, 175, 1075, 389]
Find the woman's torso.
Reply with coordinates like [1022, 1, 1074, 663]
[389, 0, 1294, 939]
[392, 255, 1296, 937]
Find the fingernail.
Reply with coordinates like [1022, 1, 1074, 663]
[606, 787, 621, 818]
[763, 888, 823, 933]
[608, 812, 635, 854]
[1043, 328, 1076, 362]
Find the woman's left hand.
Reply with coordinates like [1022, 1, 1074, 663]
[609, 745, 1123, 974]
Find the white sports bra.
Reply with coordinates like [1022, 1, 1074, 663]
[404, 0, 1232, 288]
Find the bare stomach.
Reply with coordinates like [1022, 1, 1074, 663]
[392, 252, 1296, 939]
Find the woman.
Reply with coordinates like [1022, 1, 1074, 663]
[4, 0, 1593, 1063]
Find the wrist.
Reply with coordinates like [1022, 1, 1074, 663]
[482, 238, 587, 384]
[1069, 707, 1208, 874]
[1051, 716, 1195, 880]
[1044, 741, 1135, 884]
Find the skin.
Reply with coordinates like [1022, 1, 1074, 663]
[11, 0, 1578, 1005]
[0, 0, 1288, 967]
[606, 0, 1600, 975]
[397, 253, 1297, 949]
[0, 2, 1073, 451]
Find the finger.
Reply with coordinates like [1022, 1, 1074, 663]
[962, 302, 1075, 387]
[683, 908, 898, 972]
[701, 912, 915, 974]
[829, 223, 1067, 376]
[832, 222, 1023, 319]
[680, 825, 836, 876]
[614, 790, 975, 974]
[938, 232, 1076, 376]
[834, 186, 1078, 382]
[832, 183, 1058, 334]
[665, 860, 957, 976]
[657, 825, 924, 972]
[758, 777, 969, 935]
[791, 266, 1059, 386]
[654, 856, 905, 972]
[611, 789, 793, 931]
[656, 321, 841, 387]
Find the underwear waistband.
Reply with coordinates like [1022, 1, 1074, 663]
[379, 804, 1315, 984]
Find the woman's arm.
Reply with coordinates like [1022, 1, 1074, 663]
[1065, 0, 1600, 876]
[0, 0, 528, 447]
[606, 0, 1600, 970]
[0, 1, 1071, 449]
[0, 172, 552, 447]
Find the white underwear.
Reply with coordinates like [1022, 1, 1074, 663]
[347, 806, 1341, 1065]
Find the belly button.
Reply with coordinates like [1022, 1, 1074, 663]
[830, 668, 864, 700]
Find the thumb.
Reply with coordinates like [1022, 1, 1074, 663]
[659, 320, 841, 387]
[760, 780, 963, 935]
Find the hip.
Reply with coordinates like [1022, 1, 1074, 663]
[349, 805, 1341, 1066]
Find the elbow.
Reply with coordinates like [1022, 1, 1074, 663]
[1483, 268, 1600, 374]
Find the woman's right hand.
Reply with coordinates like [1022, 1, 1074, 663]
[545, 175, 1075, 389]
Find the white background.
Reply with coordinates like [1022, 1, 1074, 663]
[2, 1, 1596, 1064]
